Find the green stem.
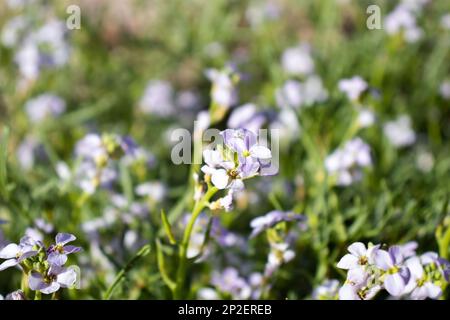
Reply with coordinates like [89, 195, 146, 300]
[173, 186, 218, 299]
[34, 291, 41, 300]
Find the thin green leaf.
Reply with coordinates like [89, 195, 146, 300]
[103, 244, 151, 300]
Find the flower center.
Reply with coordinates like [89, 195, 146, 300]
[387, 266, 399, 274]
[358, 256, 368, 265]
[242, 150, 251, 157]
[227, 169, 240, 179]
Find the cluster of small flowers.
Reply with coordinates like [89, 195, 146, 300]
[338, 76, 375, 128]
[325, 138, 372, 186]
[180, 213, 246, 261]
[384, 0, 429, 43]
[0, 233, 81, 295]
[200, 128, 274, 210]
[57, 133, 140, 195]
[245, 0, 281, 29]
[383, 115, 416, 148]
[253, 210, 306, 283]
[24, 93, 66, 123]
[1, 11, 70, 81]
[199, 267, 263, 300]
[276, 44, 328, 110]
[337, 242, 450, 300]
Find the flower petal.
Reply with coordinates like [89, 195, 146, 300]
[64, 245, 82, 254]
[28, 272, 47, 291]
[0, 244, 20, 259]
[55, 233, 76, 245]
[339, 284, 360, 300]
[384, 273, 406, 297]
[374, 249, 393, 270]
[47, 252, 68, 266]
[250, 146, 272, 160]
[0, 259, 18, 271]
[424, 282, 442, 299]
[57, 268, 77, 288]
[337, 254, 359, 270]
[211, 169, 229, 189]
[347, 242, 366, 257]
[40, 282, 60, 295]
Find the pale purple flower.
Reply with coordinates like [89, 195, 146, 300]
[281, 44, 315, 76]
[14, 19, 70, 80]
[0, 237, 39, 271]
[47, 233, 81, 266]
[202, 129, 274, 190]
[404, 256, 442, 300]
[398, 241, 418, 259]
[250, 210, 306, 238]
[276, 80, 304, 109]
[325, 138, 372, 186]
[75, 133, 106, 161]
[211, 267, 252, 299]
[227, 103, 266, 134]
[374, 246, 410, 296]
[5, 290, 26, 300]
[25, 94, 66, 123]
[139, 80, 175, 117]
[176, 90, 201, 110]
[383, 115, 416, 148]
[29, 265, 77, 294]
[338, 76, 368, 101]
[1, 16, 28, 48]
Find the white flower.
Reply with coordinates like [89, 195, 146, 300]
[383, 115, 416, 148]
[325, 138, 372, 186]
[337, 242, 379, 270]
[338, 76, 368, 101]
[357, 108, 375, 128]
[281, 44, 315, 76]
[384, 5, 423, 43]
